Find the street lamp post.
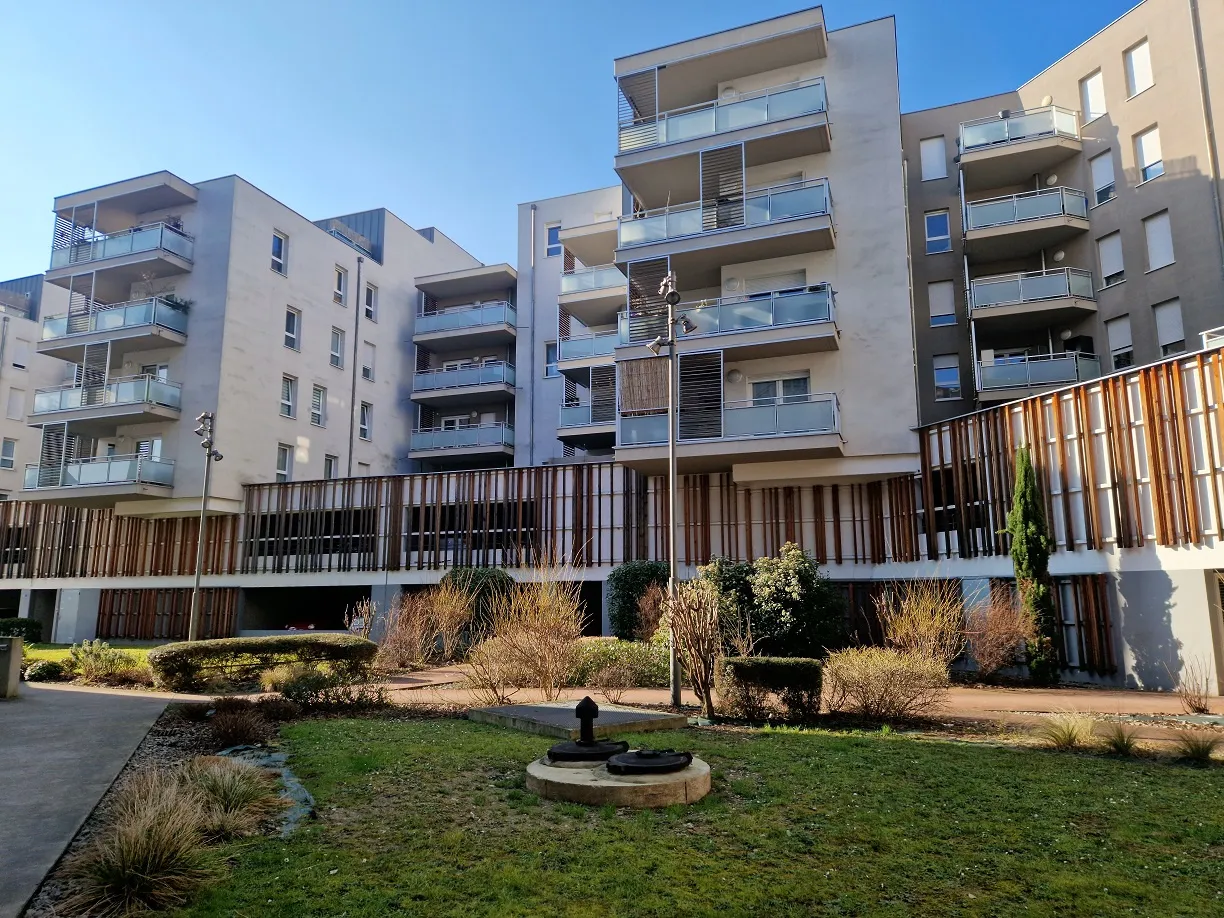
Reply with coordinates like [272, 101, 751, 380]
[187, 411, 223, 642]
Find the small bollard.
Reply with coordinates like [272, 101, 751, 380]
[0, 636, 21, 699]
[575, 695, 599, 745]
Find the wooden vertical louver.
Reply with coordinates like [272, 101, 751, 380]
[700, 144, 745, 231]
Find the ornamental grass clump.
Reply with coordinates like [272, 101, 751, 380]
[875, 578, 967, 667]
[210, 710, 272, 749]
[179, 756, 285, 840]
[1172, 730, 1220, 765]
[1033, 712, 1094, 751]
[1099, 721, 1142, 757]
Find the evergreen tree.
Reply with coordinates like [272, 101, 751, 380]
[1005, 447, 1061, 685]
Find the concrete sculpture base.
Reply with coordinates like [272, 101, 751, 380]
[525, 755, 711, 808]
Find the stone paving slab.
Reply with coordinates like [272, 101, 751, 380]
[468, 700, 688, 739]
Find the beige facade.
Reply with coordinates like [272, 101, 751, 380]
[905, 0, 1224, 423]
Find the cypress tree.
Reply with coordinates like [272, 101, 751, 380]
[1005, 447, 1061, 685]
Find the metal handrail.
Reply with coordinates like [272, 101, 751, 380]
[415, 360, 514, 373]
[32, 374, 182, 413]
[409, 423, 514, 451]
[414, 301, 516, 333]
[965, 187, 1088, 230]
[559, 264, 627, 294]
[617, 391, 840, 444]
[23, 453, 176, 490]
[416, 299, 513, 318]
[618, 76, 826, 128]
[1202, 326, 1224, 348]
[41, 296, 190, 340]
[413, 362, 516, 390]
[49, 222, 195, 269]
[969, 268, 1095, 310]
[976, 351, 1101, 390]
[959, 104, 1080, 151]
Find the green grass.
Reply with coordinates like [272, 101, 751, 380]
[175, 718, 1224, 918]
[24, 643, 155, 665]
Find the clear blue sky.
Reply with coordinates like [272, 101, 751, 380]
[0, 0, 1137, 279]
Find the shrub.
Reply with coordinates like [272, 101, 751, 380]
[1174, 656, 1214, 716]
[1100, 721, 1141, 756]
[23, 658, 69, 682]
[668, 580, 722, 718]
[465, 637, 524, 706]
[179, 756, 284, 839]
[636, 583, 667, 642]
[254, 696, 302, 721]
[487, 574, 584, 700]
[259, 662, 319, 693]
[176, 702, 213, 722]
[966, 584, 1035, 677]
[699, 557, 756, 655]
[606, 560, 669, 640]
[568, 637, 669, 688]
[824, 647, 949, 720]
[876, 579, 966, 666]
[147, 633, 377, 692]
[212, 695, 256, 714]
[70, 640, 140, 685]
[441, 566, 513, 630]
[1007, 447, 1060, 685]
[210, 710, 272, 748]
[749, 543, 848, 658]
[718, 657, 823, 723]
[0, 617, 42, 642]
[1172, 730, 1220, 765]
[593, 661, 635, 705]
[375, 583, 474, 671]
[279, 670, 390, 712]
[1033, 713, 1094, 750]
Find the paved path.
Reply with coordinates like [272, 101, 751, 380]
[0, 683, 168, 918]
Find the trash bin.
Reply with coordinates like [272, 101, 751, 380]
[0, 636, 20, 698]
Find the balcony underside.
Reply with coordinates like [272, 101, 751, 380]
[557, 359, 614, 386]
[559, 286, 627, 327]
[559, 221, 619, 269]
[959, 136, 1082, 191]
[615, 431, 843, 474]
[18, 480, 173, 507]
[972, 297, 1097, 332]
[409, 443, 514, 463]
[615, 215, 835, 289]
[53, 172, 198, 225]
[29, 402, 180, 434]
[557, 424, 616, 450]
[37, 324, 188, 362]
[414, 263, 517, 299]
[45, 249, 191, 295]
[412, 323, 516, 350]
[674, 321, 839, 360]
[410, 383, 516, 408]
[964, 215, 1088, 263]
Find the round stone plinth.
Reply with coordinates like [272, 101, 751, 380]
[525, 756, 711, 808]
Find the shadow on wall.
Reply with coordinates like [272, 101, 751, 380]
[1116, 570, 1181, 690]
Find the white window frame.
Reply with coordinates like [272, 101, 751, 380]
[1135, 126, 1164, 183]
[364, 283, 378, 322]
[275, 443, 293, 483]
[1124, 39, 1154, 99]
[544, 341, 559, 378]
[1079, 70, 1107, 123]
[750, 375, 810, 406]
[1106, 315, 1134, 370]
[334, 266, 348, 305]
[362, 342, 375, 381]
[311, 384, 327, 427]
[323, 454, 339, 479]
[284, 307, 301, 350]
[933, 354, 961, 401]
[1097, 232, 1125, 287]
[919, 136, 947, 181]
[359, 401, 372, 440]
[271, 231, 288, 274]
[0, 438, 15, 470]
[1154, 298, 1185, 356]
[924, 210, 951, 254]
[280, 375, 297, 418]
[1089, 151, 1116, 207]
[5, 388, 23, 421]
[11, 338, 29, 370]
[1143, 210, 1175, 272]
[330, 327, 344, 368]
[928, 280, 957, 327]
[546, 224, 562, 258]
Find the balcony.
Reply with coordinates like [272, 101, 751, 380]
[411, 362, 516, 407]
[970, 268, 1096, 329]
[413, 301, 516, 349]
[964, 188, 1089, 262]
[38, 297, 189, 362]
[21, 453, 175, 506]
[959, 106, 1081, 191]
[30, 375, 182, 432]
[409, 423, 514, 462]
[977, 352, 1101, 401]
[620, 286, 837, 358]
[558, 403, 616, 449]
[559, 264, 627, 327]
[46, 222, 194, 289]
[557, 332, 616, 384]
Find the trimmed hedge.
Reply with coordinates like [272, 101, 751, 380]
[606, 560, 669, 640]
[568, 637, 669, 688]
[0, 617, 42, 643]
[717, 656, 822, 722]
[148, 633, 377, 691]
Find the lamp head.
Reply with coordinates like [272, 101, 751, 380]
[678, 315, 696, 335]
[647, 335, 665, 356]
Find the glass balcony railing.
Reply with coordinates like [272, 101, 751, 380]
[978, 353, 1101, 391]
[618, 179, 831, 248]
[620, 285, 834, 342]
[413, 362, 515, 392]
[410, 424, 514, 451]
[24, 454, 175, 490]
[618, 77, 828, 152]
[49, 222, 194, 270]
[617, 393, 839, 445]
[559, 404, 615, 428]
[32, 375, 182, 415]
[970, 268, 1095, 312]
[965, 187, 1088, 230]
[415, 301, 516, 335]
[960, 105, 1080, 153]
[41, 297, 189, 341]
[558, 332, 617, 361]
[559, 264, 627, 295]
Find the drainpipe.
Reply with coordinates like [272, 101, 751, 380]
[1189, 0, 1224, 286]
[347, 256, 364, 477]
[528, 205, 538, 466]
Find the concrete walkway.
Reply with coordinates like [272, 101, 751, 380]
[0, 683, 168, 918]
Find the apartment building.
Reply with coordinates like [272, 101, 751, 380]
[905, 0, 1224, 423]
[22, 171, 481, 516]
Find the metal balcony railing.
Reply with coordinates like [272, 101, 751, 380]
[49, 222, 194, 269]
[965, 187, 1088, 230]
[559, 264, 627, 295]
[410, 423, 514, 451]
[41, 297, 189, 341]
[32, 375, 182, 415]
[620, 285, 834, 342]
[977, 352, 1101, 391]
[618, 392, 839, 445]
[413, 362, 515, 391]
[618, 77, 828, 152]
[970, 268, 1095, 312]
[24, 453, 175, 490]
[959, 105, 1080, 153]
[559, 403, 616, 428]
[415, 301, 516, 335]
[618, 178, 831, 247]
[558, 332, 617, 361]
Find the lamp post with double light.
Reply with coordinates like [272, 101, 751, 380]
[187, 411, 223, 642]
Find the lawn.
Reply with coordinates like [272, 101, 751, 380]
[24, 643, 155, 665]
[177, 718, 1224, 918]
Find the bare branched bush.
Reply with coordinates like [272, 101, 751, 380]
[375, 584, 475, 671]
[875, 579, 967, 666]
[1174, 656, 1214, 716]
[823, 647, 949, 720]
[464, 637, 523, 707]
[431, 580, 475, 661]
[668, 580, 721, 718]
[1033, 712, 1094, 750]
[965, 585, 1035, 677]
[345, 597, 375, 639]
[594, 660, 635, 705]
[636, 582, 667, 642]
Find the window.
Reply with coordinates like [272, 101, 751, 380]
[361, 342, 375, 381]
[0, 438, 15, 470]
[1089, 151, 1116, 206]
[359, 402, 372, 440]
[924, 210, 951, 254]
[751, 376, 809, 405]
[928, 281, 956, 327]
[330, 327, 344, 368]
[311, 385, 326, 427]
[1125, 39, 1154, 97]
[11, 338, 29, 370]
[140, 363, 169, 381]
[284, 308, 300, 350]
[1135, 127, 1164, 182]
[323, 454, 339, 480]
[1097, 232, 1125, 286]
[1154, 298, 1185, 356]
[1080, 70, 1107, 122]
[546, 224, 562, 258]
[136, 437, 162, 459]
[1106, 315, 1134, 369]
[1143, 210, 1174, 271]
[271, 231, 288, 274]
[275, 444, 293, 483]
[5, 388, 23, 421]
[280, 375, 297, 418]
[919, 136, 947, 181]
[364, 284, 378, 321]
[933, 354, 961, 400]
[357, 461, 371, 477]
[334, 267, 348, 305]
[545, 342, 559, 378]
